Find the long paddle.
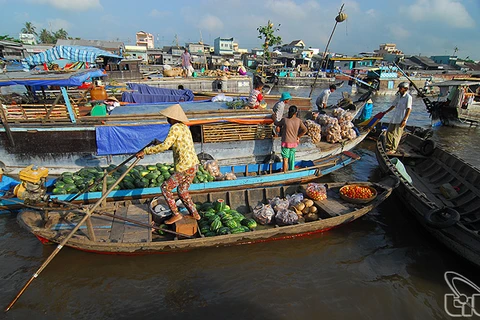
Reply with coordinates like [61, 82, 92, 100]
[69, 139, 159, 201]
[5, 157, 141, 312]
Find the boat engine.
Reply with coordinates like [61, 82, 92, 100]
[14, 165, 49, 204]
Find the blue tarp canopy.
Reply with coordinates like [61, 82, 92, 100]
[24, 45, 123, 66]
[0, 68, 106, 87]
[96, 124, 171, 155]
[122, 83, 195, 103]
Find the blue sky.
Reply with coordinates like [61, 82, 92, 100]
[1, 0, 479, 60]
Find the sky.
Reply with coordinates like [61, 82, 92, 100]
[1, 0, 479, 60]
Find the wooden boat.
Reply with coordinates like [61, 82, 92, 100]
[17, 177, 397, 254]
[422, 80, 480, 128]
[0, 152, 360, 212]
[375, 130, 480, 266]
[1, 75, 373, 174]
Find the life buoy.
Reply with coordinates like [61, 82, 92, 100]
[424, 207, 460, 229]
[420, 139, 436, 156]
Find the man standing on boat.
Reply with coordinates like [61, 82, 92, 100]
[136, 104, 200, 224]
[383, 82, 412, 154]
[181, 48, 192, 78]
[315, 84, 336, 112]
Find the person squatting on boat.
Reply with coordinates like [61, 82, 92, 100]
[136, 104, 201, 224]
[315, 84, 336, 112]
[273, 105, 307, 173]
[383, 82, 412, 154]
[104, 96, 120, 115]
[246, 82, 265, 109]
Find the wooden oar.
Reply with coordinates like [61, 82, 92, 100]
[69, 139, 159, 201]
[5, 157, 141, 312]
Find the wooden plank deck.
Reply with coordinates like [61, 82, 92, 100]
[122, 203, 151, 243]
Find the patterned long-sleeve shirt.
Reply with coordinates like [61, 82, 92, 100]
[144, 123, 199, 172]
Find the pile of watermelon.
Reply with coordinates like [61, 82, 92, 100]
[52, 163, 215, 195]
[197, 199, 257, 237]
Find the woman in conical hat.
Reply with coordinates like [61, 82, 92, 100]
[136, 104, 200, 224]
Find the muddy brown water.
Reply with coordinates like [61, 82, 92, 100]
[1, 87, 480, 319]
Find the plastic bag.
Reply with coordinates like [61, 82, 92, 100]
[204, 160, 222, 177]
[275, 208, 298, 226]
[306, 183, 327, 201]
[269, 197, 290, 212]
[253, 204, 275, 225]
[332, 107, 346, 118]
[286, 193, 304, 207]
[212, 94, 234, 102]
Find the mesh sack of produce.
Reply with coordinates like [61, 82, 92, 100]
[269, 197, 290, 212]
[252, 204, 276, 225]
[340, 121, 357, 140]
[338, 111, 354, 123]
[316, 114, 331, 126]
[325, 122, 342, 143]
[274, 208, 299, 226]
[224, 172, 237, 180]
[286, 193, 304, 206]
[305, 120, 322, 143]
[332, 107, 346, 118]
[306, 183, 327, 201]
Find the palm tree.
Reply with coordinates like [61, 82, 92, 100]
[39, 29, 54, 44]
[54, 28, 68, 40]
[21, 22, 37, 36]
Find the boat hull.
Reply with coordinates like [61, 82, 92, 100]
[375, 131, 480, 267]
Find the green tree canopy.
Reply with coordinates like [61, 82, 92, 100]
[21, 22, 37, 36]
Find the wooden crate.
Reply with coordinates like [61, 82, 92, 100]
[202, 123, 273, 143]
[4, 104, 80, 121]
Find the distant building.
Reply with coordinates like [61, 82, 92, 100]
[251, 48, 264, 56]
[124, 45, 147, 61]
[276, 40, 305, 53]
[19, 33, 37, 45]
[56, 39, 124, 55]
[327, 56, 382, 71]
[23, 44, 54, 56]
[136, 31, 154, 49]
[214, 37, 234, 55]
[430, 55, 458, 66]
[374, 43, 403, 57]
[186, 42, 205, 55]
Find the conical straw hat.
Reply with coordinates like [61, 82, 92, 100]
[159, 104, 189, 123]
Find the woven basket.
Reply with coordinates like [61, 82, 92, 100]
[339, 184, 377, 204]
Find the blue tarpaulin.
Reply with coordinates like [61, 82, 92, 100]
[24, 45, 123, 66]
[96, 124, 171, 155]
[0, 68, 106, 87]
[122, 83, 194, 103]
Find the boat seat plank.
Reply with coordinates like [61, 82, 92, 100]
[109, 206, 128, 243]
[123, 204, 150, 243]
[429, 158, 480, 199]
[315, 198, 349, 217]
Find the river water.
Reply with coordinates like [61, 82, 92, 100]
[1, 85, 480, 319]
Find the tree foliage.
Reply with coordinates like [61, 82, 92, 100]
[39, 29, 56, 44]
[21, 22, 37, 36]
[257, 20, 282, 61]
[0, 35, 21, 43]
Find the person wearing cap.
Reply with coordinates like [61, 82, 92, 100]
[104, 96, 120, 115]
[359, 98, 374, 122]
[315, 84, 337, 112]
[383, 82, 413, 154]
[272, 92, 292, 121]
[136, 104, 200, 224]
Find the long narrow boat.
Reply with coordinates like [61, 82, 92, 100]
[0, 152, 359, 212]
[17, 177, 397, 254]
[375, 130, 480, 267]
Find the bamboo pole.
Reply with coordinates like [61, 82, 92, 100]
[5, 157, 141, 312]
[309, 4, 345, 98]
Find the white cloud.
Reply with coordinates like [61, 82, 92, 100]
[46, 18, 72, 31]
[149, 9, 170, 18]
[388, 24, 410, 39]
[402, 0, 474, 28]
[264, 0, 307, 19]
[366, 9, 376, 17]
[197, 14, 223, 32]
[29, 0, 101, 11]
